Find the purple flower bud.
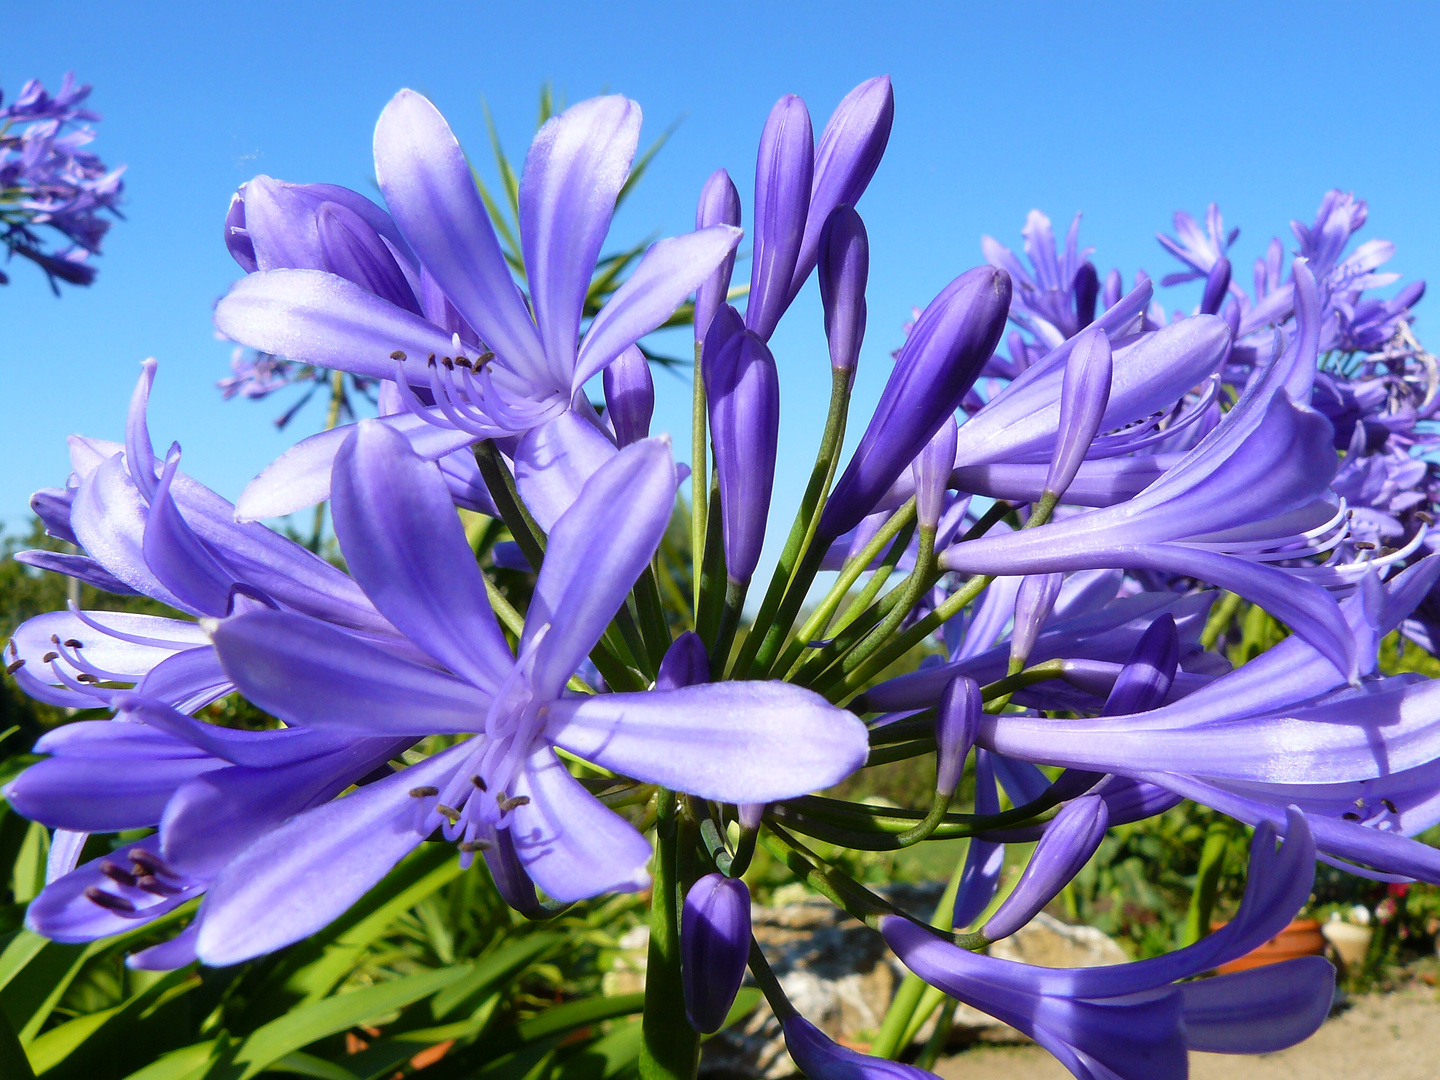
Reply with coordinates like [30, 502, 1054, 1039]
[225, 190, 257, 272]
[819, 207, 869, 377]
[935, 675, 981, 796]
[681, 873, 751, 1033]
[1101, 614, 1179, 716]
[658, 631, 709, 690]
[1201, 256, 1232, 316]
[705, 330, 780, 584]
[738, 802, 764, 830]
[315, 201, 419, 313]
[782, 1014, 935, 1079]
[819, 266, 1011, 540]
[1102, 267, 1123, 311]
[912, 416, 957, 531]
[1073, 262, 1099, 330]
[602, 345, 655, 447]
[1042, 325, 1113, 500]
[790, 75, 894, 303]
[481, 825, 541, 916]
[746, 95, 813, 341]
[982, 794, 1109, 941]
[695, 169, 742, 344]
[1009, 573, 1063, 668]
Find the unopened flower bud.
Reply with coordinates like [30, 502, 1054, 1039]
[783, 1013, 934, 1078]
[1101, 614, 1179, 715]
[1073, 262, 1099, 330]
[705, 330, 780, 584]
[681, 873, 751, 1033]
[1009, 573, 1063, 669]
[746, 95, 813, 341]
[694, 169, 742, 344]
[982, 794, 1109, 941]
[602, 345, 655, 447]
[818, 206, 869, 377]
[1042, 325, 1113, 501]
[912, 416, 957, 531]
[1102, 267, 1123, 311]
[1201, 256, 1232, 316]
[316, 200, 418, 312]
[657, 631, 709, 690]
[935, 675, 981, 796]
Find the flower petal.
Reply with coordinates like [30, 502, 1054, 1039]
[1179, 957, 1334, 1055]
[511, 410, 619, 532]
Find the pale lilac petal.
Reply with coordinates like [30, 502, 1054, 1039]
[509, 745, 651, 902]
[6, 752, 222, 832]
[197, 747, 463, 965]
[70, 454, 185, 609]
[136, 647, 234, 714]
[127, 922, 201, 971]
[512, 410, 619, 532]
[574, 226, 743, 391]
[144, 450, 236, 617]
[373, 90, 548, 385]
[546, 682, 867, 801]
[333, 420, 514, 692]
[214, 269, 462, 381]
[27, 839, 200, 944]
[522, 96, 640, 387]
[46, 829, 87, 884]
[10, 609, 206, 680]
[522, 437, 677, 700]
[210, 610, 490, 735]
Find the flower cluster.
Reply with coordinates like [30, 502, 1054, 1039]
[0, 72, 124, 290]
[7, 77, 1440, 1080]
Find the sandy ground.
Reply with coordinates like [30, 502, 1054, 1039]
[934, 984, 1440, 1080]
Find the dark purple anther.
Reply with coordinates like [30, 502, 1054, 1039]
[1042, 325, 1113, 501]
[682, 873, 752, 1033]
[1073, 262, 1099, 330]
[818, 206, 869, 378]
[983, 794, 1109, 940]
[602, 345, 655, 447]
[935, 675, 981, 796]
[746, 95, 813, 342]
[694, 169, 742, 345]
[705, 330, 780, 584]
[1201, 256, 1232, 316]
[819, 266, 1011, 540]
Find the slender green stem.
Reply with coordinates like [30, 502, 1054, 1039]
[894, 789, 953, 847]
[914, 997, 959, 1070]
[731, 367, 854, 678]
[710, 578, 749, 679]
[694, 469, 727, 645]
[824, 523, 917, 638]
[747, 939, 796, 1021]
[639, 790, 700, 1080]
[474, 441, 547, 569]
[691, 342, 708, 617]
[1200, 591, 1243, 651]
[632, 564, 674, 669]
[1181, 818, 1232, 946]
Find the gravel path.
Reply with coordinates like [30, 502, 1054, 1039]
[934, 984, 1440, 1079]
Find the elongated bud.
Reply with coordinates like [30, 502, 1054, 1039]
[783, 1014, 935, 1079]
[1009, 573, 1063, 669]
[1073, 262, 1099, 330]
[1101, 614, 1179, 715]
[818, 206, 869, 376]
[1102, 268, 1122, 311]
[681, 873, 751, 1033]
[1042, 325, 1113, 500]
[746, 95, 814, 341]
[819, 266, 1011, 539]
[316, 200, 418, 312]
[481, 825, 541, 916]
[1201, 256, 1232, 316]
[935, 675, 980, 796]
[602, 345, 654, 447]
[225, 189, 257, 272]
[738, 802, 764, 830]
[912, 416, 957, 531]
[695, 169, 742, 344]
[658, 631, 708, 690]
[790, 75, 894, 301]
[705, 330, 780, 583]
[953, 749, 1004, 927]
[983, 795, 1109, 940]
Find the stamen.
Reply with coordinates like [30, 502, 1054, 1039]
[390, 350, 407, 360]
[409, 785, 440, 798]
[495, 793, 530, 813]
[42, 652, 58, 663]
[471, 775, 487, 791]
[85, 887, 136, 913]
[5, 660, 23, 674]
[1381, 798, 1399, 813]
[63, 639, 82, 648]
[99, 861, 137, 887]
[434, 803, 461, 822]
[127, 847, 175, 877]
[457, 840, 492, 853]
[1342, 811, 1361, 821]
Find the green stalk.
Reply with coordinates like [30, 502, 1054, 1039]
[308, 369, 347, 552]
[710, 578, 749, 679]
[913, 997, 959, 1070]
[474, 440, 547, 569]
[730, 367, 854, 678]
[639, 789, 700, 1080]
[694, 469, 727, 646]
[632, 564, 674, 669]
[690, 342, 709, 617]
[1180, 818, 1232, 946]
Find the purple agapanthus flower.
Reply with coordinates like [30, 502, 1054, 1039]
[192, 422, 866, 964]
[983, 210, 1098, 349]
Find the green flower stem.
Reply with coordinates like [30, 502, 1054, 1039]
[821, 524, 916, 638]
[870, 850, 969, 1059]
[1180, 817, 1233, 946]
[639, 789, 700, 1080]
[914, 997, 959, 1070]
[731, 367, 854, 679]
[632, 564, 675, 669]
[894, 788, 954, 847]
[694, 469, 727, 647]
[1200, 590, 1243, 651]
[769, 790, 1062, 850]
[709, 578, 749, 679]
[690, 342, 709, 617]
[747, 938, 798, 1021]
[757, 824, 899, 931]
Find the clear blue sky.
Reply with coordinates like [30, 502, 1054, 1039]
[4, 2, 1438, 582]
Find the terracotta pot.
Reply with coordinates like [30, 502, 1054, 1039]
[1214, 918, 1326, 974]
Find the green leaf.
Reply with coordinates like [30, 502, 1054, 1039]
[0, 1005, 35, 1080]
[0, 931, 48, 995]
[0, 938, 102, 1042]
[228, 963, 472, 1079]
[430, 933, 561, 1019]
[551, 1017, 641, 1080]
[10, 821, 48, 904]
[24, 1006, 119, 1074]
[37, 966, 200, 1080]
[261, 1051, 359, 1080]
[482, 99, 521, 221]
[615, 115, 682, 212]
[118, 1041, 215, 1080]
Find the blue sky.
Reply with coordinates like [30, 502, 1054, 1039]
[3, 2, 1438, 582]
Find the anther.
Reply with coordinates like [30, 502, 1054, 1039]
[408, 786, 439, 798]
[75, 673, 97, 683]
[42, 652, 58, 663]
[496, 794, 530, 813]
[6, 659, 23, 674]
[477, 351, 495, 366]
[1342, 811, 1361, 821]
[1381, 798, 1399, 813]
[127, 848, 172, 876]
[457, 840, 493, 853]
[434, 803, 461, 822]
[99, 861, 137, 887]
[1354, 541, 1376, 551]
[1354, 798, 1366, 808]
[426, 354, 437, 368]
[64, 639, 82, 648]
[136, 874, 182, 895]
[441, 356, 454, 370]
[390, 350, 407, 361]
[454, 356, 473, 369]
[84, 887, 136, 913]
[471, 775, 488, 791]
[50, 634, 61, 645]
[1419, 511, 1435, 525]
